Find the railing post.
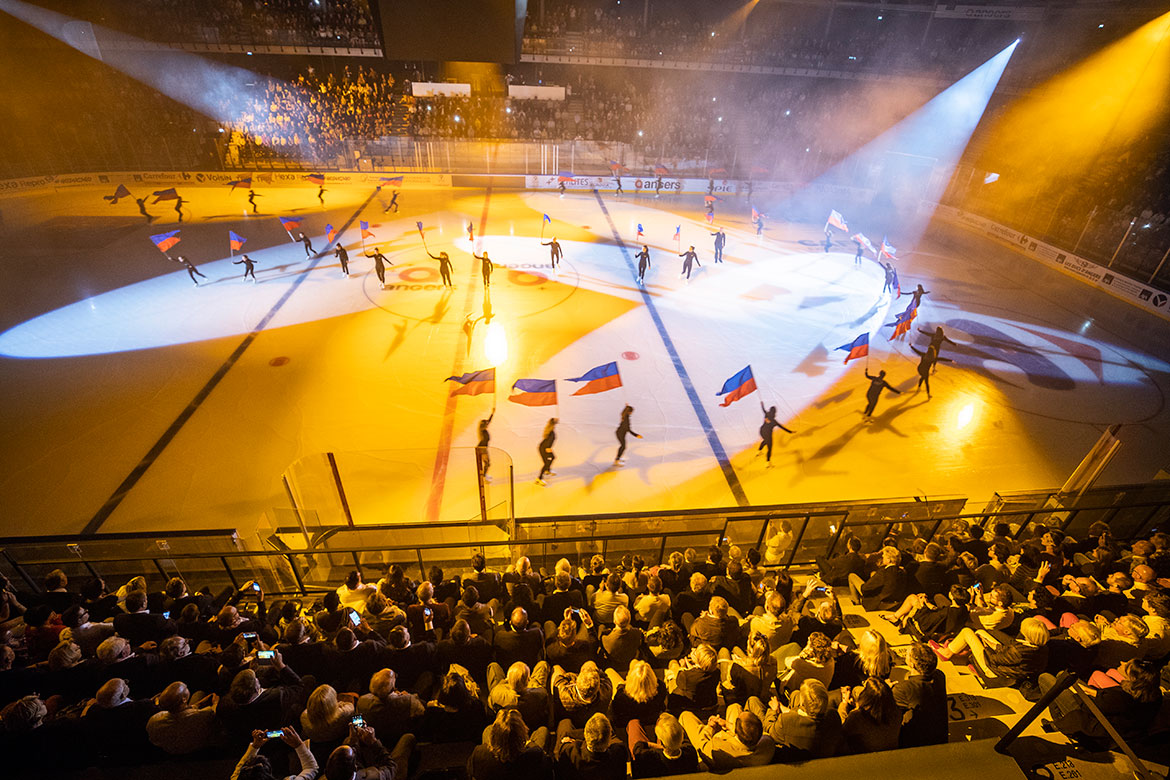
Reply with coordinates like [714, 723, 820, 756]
[285, 554, 306, 596]
[785, 515, 812, 568]
[326, 452, 355, 528]
[220, 556, 240, 590]
[994, 670, 1076, 754]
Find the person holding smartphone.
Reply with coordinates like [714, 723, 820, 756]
[233, 727, 315, 780]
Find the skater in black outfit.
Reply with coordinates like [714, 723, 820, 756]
[919, 326, 956, 361]
[863, 369, 900, 419]
[536, 418, 557, 485]
[174, 195, 185, 223]
[247, 190, 260, 214]
[654, 176, 663, 197]
[233, 253, 258, 281]
[909, 284, 930, 308]
[635, 245, 651, 285]
[317, 185, 326, 206]
[614, 405, 642, 465]
[429, 249, 454, 288]
[299, 232, 315, 257]
[334, 244, 350, 276]
[384, 191, 399, 213]
[823, 230, 832, 253]
[710, 228, 726, 263]
[135, 197, 154, 224]
[477, 412, 494, 482]
[679, 246, 700, 280]
[613, 176, 623, 195]
[541, 237, 563, 270]
[757, 403, 795, 467]
[368, 247, 392, 287]
[882, 263, 897, 294]
[909, 345, 951, 399]
[854, 241, 864, 265]
[174, 255, 206, 286]
[753, 213, 764, 236]
[467, 221, 475, 242]
[473, 250, 493, 287]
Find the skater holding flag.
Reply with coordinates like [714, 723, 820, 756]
[614, 405, 642, 466]
[757, 403, 795, 467]
[536, 418, 558, 485]
[233, 254, 258, 282]
[418, 221, 454, 289]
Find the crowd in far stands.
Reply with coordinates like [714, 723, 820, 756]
[0, 519, 1167, 778]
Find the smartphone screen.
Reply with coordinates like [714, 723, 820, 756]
[265, 729, 283, 739]
[351, 715, 366, 727]
[257, 650, 275, 663]
[349, 611, 362, 626]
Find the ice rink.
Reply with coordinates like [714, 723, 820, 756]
[1, 181, 1168, 538]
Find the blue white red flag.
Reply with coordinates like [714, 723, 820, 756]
[654, 165, 670, 176]
[509, 379, 557, 407]
[380, 175, 404, 187]
[543, 214, 551, 224]
[636, 224, 644, 238]
[304, 173, 325, 185]
[103, 184, 131, 204]
[149, 230, 180, 253]
[227, 176, 252, 190]
[566, 362, 622, 396]
[852, 233, 876, 254]
[360, 221, 375, 239]
[229, 231, 247, 251]
[880, 236, 897, 260]
[446, 368, 496, 396]
[674, 225, 681, 239]
[326, 224, 337, 244]
[826, 210, 848, 232]
[279, 216, 301, 232]
[835, 333, 869, 364]
[557, 171, 574, 183]
[716, 366, 756, 407]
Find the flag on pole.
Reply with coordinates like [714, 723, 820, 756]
[229, 231, 247, 251]
[508, 379, 558, 406]
[674, 225, 681, 240]
[557, 171, 574, 183]
[103, 184, 131, 204]
[608, 160, 623, 171]
[445, 368, 496, 396]
[151, 188, 179, 203]
[278, 217, 301, 233]
[851, 233, 876, 254]
[654, 165, 670, 176]
[326, 224, 337, 244]
[706, 212, 715, 224]
[879, 236, 898, 260]
[826, 209, 848, 232]
[226, 176, 252, 190]
[360, 221, 375, 239]
[636, 224, 644, 239]
[415, 221, 425, 239]
[835, 333, 870, 363]
[566, 362, 622, 395]
[886, 304, 917, 340]
[704, 195, 722, 203]
[304, 173, 325, 185]
[380, 175, 404, 187]
[751, 207, 762, 222]
[542, 214, 551, 224]
[149, 230, 181, 253]
[708, 167, 726, 175]
[716, 366, 757, 407]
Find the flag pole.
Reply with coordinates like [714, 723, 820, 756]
[540, 217, 546, 242]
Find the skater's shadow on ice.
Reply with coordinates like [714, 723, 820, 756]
[865, 398, 931, 438]
[798, 295, 847, 310]
[426, 292, 452, 324]
[384, 320, 408, 359]
[845, 299, 885, 328]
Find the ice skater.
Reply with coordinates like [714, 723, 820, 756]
[174, 195, 186, 223]
[710, 227, 726, 263]
[299, 232, 315, 257]
[919, 325, 956, 361]
[757, 403, 795, 467]
[613, 175, 623, 195]
[679, 245, 701, 280]
[635, 245, 651, 285]
[753, 213, 764, 236]
[882, 262, 897, 294]
[429, 249, 454, 288]
[654, 176, 663, 198]
[541, 236, 563, 270]
[536, 418, 557, 485]
[384, 190, 399, 213]
[317, 184, 326, 206]
[174, 255, 206, 286]
[367, 247, 392, 287]
[473, 249, 493, 287]
[823, 230, 832, 253]
[863, 369, 901, 419]
[854, 241, 864, 265]
[614, 405, 642, 466]
[558, 180, 567, 197]
[135, 197, 154, 224]
[909, 284, 930, 308]
[233, 253, 258, 282]
[909, 345, 951, 399]
[247, 189, 260, 214]
[477, 411, 494, 482]
[467, 221, 475, 242]
[334, 243, 350, 276]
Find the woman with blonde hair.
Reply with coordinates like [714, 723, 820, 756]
[609, 659, 665, 728]
[831, 629, 891, 690]
[933, 617, 1050, 688]
[299, 683, 356, 742]
[719, 631, 776, 705]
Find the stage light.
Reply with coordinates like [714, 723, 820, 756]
[484, 322, 508, 365]
[957, 403, 975, 430]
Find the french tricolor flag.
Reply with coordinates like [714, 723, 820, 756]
[446, 368, 496, 396]
[508, 379, 557, 407]
[717, 366, 756, 407]
[826, 210, 848, 232]
[567, 362, 622, 396]
[835, 333, 869, 364]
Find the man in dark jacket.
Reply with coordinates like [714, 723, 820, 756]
[892, 642, 948, 747]
[494, 608, 544, 670]
[816, 536, 868, 586]
[849, 547, 914, 611]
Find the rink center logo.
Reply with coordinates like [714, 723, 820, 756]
[378, 264, 550, 290]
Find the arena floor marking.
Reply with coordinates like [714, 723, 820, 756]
[79, 189, 380, 536]
[593, 189, 749, 507]
[426, 187, 493, 522]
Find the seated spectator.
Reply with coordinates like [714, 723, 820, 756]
[80, 576, 120, 623]
[628, 712, 699, 778]
[381, 626, 437, 697]
[113, 589, 177, 648]
[656, 552, 687, 596]
[84, 676, 160, 762]
[468, 708, 554, 780]
[664, 644, 719, 713]
[216, 648, 305, 744]
[1044, 619, 1101, 679]
[300, 683, 356, 743]
[591, 573, 629, 626]
[553, 659, 613, 727]
[555, 712, 627, 780]
[849, 546, 914, 611]
[831, 628, 891, 689]
[610, 659, 666, 729]
[161, 576, 212, 619]
[331, 627, 385, 694]
[406, 581, 450, 641]
[816, 536, 867, 586]
[59, 604, 116, 658]
[679, 705, 774, 770]
[494, 607, 544, 669]
[146, 681, 218, 755]
[886, 584, 970, 641]
[158, 634, 219, 696]
[1040, 658, 1163, 749]
[336, 569, 377, 613]
[546, 612, 599, 673]
[688, 596, 740, 650]
[420, 669, 490, 742]
[487, 660, 550, 731]
[600, 605, 644, 673]
[712, 560, 755, 617]
[750, 590, 794, 652]
[893, 642, 948, 747]
[632, 574, 671, 628]
[364, 592, 407, 639]
[96, 635, 161, 697]
[503, 556, 544, 597]
[914, 543, 951, 598]
[23, 604, 65, 662]
[719, 631, 775, 706]
[464, 553, 503, 605]
[314, 592, 350, 639]
[967, 584, 1014, 632]
[358, 668, 425, 745]
[42, 569, 79, 615]
[758, 677, 843, 761]
[934, 617, 1050, 692]
[789, 581, 845, 645]
[672, 573, 712, 626]
[621, 555, 650, 597]
[453, 586, 495, 637]
[543, 573, 586, 626]
[1093, 613, 1149, 668]
[582, 555, 609, 595]
[437, 619, 493, 687]
[280, 617, 339, 683]
[427, 566, 463, 607]
[838, 676, 900, 754]
[1141, 592, 1170, 659]
[774, 631, 835, 694]
[644, 620, 685, 668]
[377, 564, 417, 608]
[232, 727, 315, 780]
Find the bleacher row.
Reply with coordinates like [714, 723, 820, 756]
[0, 518, 1168, 779]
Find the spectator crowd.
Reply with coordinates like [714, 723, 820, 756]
[0, 518, 1167, 778]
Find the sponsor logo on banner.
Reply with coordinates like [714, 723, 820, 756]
[1153, 293, 1167, 308]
